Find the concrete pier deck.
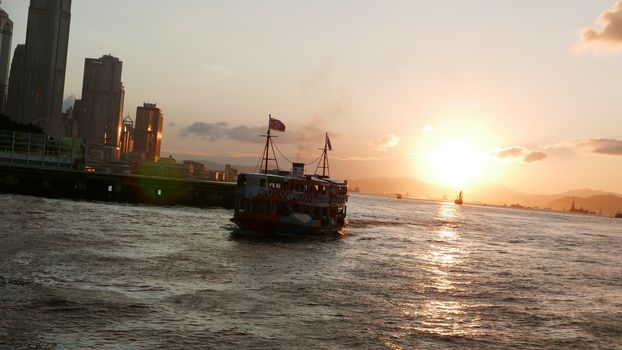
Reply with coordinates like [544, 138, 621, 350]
[0, 163, 236, 208]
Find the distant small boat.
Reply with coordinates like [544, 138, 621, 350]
[615, 213, 622, 218]
[396, 193, 402, 199]
[569, 198, 589, 214]
[454, 191, 463, 205]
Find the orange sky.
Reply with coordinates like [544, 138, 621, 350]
[4, 0, 622, 193]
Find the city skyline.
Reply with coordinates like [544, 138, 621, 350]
[5, 0, 71, 135]
[2, 0, 622, 194]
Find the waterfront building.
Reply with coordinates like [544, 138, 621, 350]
[207, 169, 226, 181]
[5, 0, 72, 135]
[119, 115, 134, 154]
[74, 54, 124, 160]
[4, 44, 24, 121]
[134, 103, 163, 162]
[224, 164, 238, 182]
[183, 160, 208, 179]
[0, 5, 12, 112]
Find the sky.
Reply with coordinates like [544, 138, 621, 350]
[3, 0, 622, 194]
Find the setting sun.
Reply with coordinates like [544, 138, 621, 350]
[426, 140, 485, 188]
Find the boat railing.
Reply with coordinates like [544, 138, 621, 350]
[246, 188, 334, 205]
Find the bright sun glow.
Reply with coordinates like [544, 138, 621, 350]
[427, 140, 485, 188]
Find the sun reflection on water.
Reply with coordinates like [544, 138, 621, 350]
[406, 202, 483, 338]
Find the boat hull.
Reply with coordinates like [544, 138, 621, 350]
[231, 213, 345, 235]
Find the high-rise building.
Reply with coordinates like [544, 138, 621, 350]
[5, 0, 71, 135]
[5, 44, 25, 119]
[0, 5, 12, 112]
[74, 54, 124, 160]
[119, 115, 134, 154]
[134, 103, 163, 162]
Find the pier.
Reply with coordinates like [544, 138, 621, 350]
[0, 129, 236, 208]
[0, 163, 236, 208]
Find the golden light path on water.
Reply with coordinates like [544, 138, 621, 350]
[411, 202, 482, 339]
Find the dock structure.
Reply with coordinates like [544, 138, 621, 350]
[0, 129, 235, 208]
[0, 163, 236, 208]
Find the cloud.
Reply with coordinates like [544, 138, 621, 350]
[180, 121, 333, 151]
[227, 125, 270, 143]
[576, 0, 622, 52]
[577, 138, 622, 155]
[524, 151, 548, 163]
[494, 146, 524, 159]
[181, 122, 228, 140]
[369, 134, 400, 152]
[489, 146, 548, 163]
[62, 94, 76, 112]
[181, 122, 266, 143]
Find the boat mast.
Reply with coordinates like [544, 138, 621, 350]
[315, 132, 331, 177]
[260, 115, 280, 174]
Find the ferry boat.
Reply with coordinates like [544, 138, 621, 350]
[231, 116, 348, 235]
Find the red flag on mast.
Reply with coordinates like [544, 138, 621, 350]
[269, 116, 286, 132]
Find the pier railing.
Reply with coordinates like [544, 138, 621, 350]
[0, 129, 86, 170]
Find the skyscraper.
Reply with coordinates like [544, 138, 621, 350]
[119, 115, 134, 154]
[134, 103, 163, 162]
[4, 45, 24, 120]
[5, 0, 71, 135]
[0, 5, 12, 112]
[74, 54, 124, 160]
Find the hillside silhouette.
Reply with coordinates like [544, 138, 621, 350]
[347, 176, 622, 215]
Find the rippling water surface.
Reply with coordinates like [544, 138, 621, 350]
[1, 193, 621, 349]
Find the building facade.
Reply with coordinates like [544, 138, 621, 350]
[74, 54, 124, 160]
[134, 103, 163, 162]
[119, 115, 134, 154]
[0, 6, 12, 113]
[5, 44, 24, 120]
[5, 0, 71, 135]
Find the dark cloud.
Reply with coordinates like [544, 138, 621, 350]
[227, 125, 268, 143]
[581, 138, 622, 155]
[181, 121, 295, 144]
[181, 119, 339, 159]
[181, 122, 228, 140]
[524, 151, 548, 163]
[490, 146, 548, 163]
[577, 0, 622, 51]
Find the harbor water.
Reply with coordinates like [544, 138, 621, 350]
[1, 193, 621, 349]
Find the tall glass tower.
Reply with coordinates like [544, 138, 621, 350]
[6, 0, 71, 135]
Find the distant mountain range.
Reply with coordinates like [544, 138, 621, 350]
[346, 177, 622, 215]
[175, 160, 622, 215]
[548, 195, 622, 214]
